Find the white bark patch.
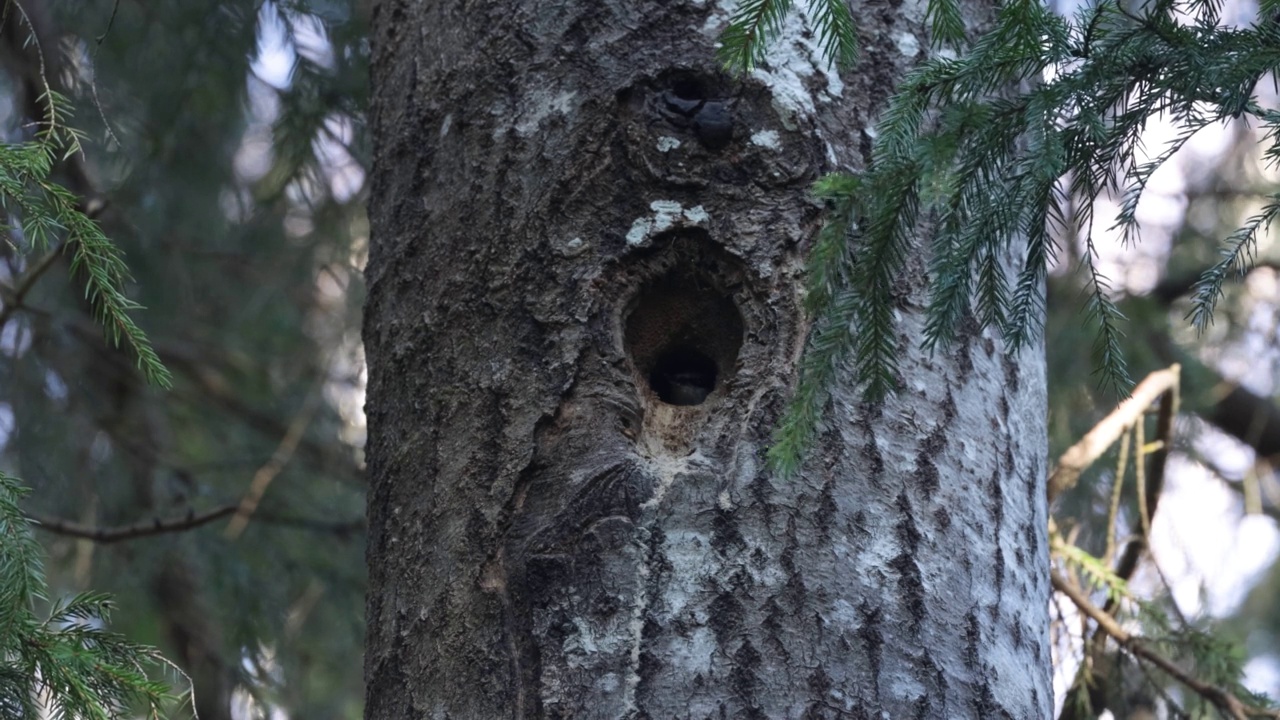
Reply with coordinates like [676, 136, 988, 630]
[683, 205, 709, 223]
[750, 8, 845, 125]
[626, 449, 710, 710]
[649, 200, 685, 233]
[625, 219, 651, 246]
[562, 617, 600, 660]
[753, 68, 809, 132]
[895, 31, 921, 58]
[900, 0, 931, 24]
[657, 530, 718, 611]
[626, 522, 717, 710]
[439, 113, 452, 137]
[594, 673, 621, 693]
[625, 201, 711, 246]
[750, 129, 781, 149]
[511, 88, 578, 137]
[556, 236, 587, 258]
[830, 598, 859, 629]
[639, 450, 704, 509]
[703, 1, 841, 126]
[656, 136, 681, 152]
[624, 545, 655, 711]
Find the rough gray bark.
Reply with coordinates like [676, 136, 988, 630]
[364, 1, 1051, 718]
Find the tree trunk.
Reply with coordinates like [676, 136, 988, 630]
[363, 1, 1052, 718]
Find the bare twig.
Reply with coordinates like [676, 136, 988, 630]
[26, 504, 363, 543]
[225, 379, 325, 540]
[1051, 570, 1279, 720]
[1103, 425, 1131, 567]
[1054, 366, 1182, 720]
[26, 504, 238, 543]
[1109, 374, 1177, 594]
[1048, 364, 1181, 503]
[95, 0, 120, 45]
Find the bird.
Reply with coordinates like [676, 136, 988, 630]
[657, 91, 734, 150]
[693, 101, 733, 150]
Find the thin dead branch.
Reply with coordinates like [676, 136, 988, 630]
[1048, 364, 1180, 503]
[1051, 570, 1279, 720]
[26, 504, 238, 543]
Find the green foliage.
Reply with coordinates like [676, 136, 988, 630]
[719, 0, 856, 73]
[1055, 518, 1276, 716]
[0, 473, 181, 719]
[729, 0, 1280, 473]
[1153, 622, 1279, 716]
[1055, 541, 1131, 603]
[925, 0, 967, 48]
[1, 88, 170, 387]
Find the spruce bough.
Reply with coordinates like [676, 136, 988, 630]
[723, 0, 1280, 474]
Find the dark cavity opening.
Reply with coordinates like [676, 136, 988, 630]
[623, 260, 744, 408]
[669, 76, 705, 102]
[649, 347, 718, 406]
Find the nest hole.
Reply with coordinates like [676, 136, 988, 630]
[624, 271, 744, 408]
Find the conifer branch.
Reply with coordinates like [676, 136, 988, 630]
[0, 0, 171, 387]
[719, 0, 857, 73]
[0, 472, 182, 717]
[925, 0, 966, 47]
[754, 0, 1280, 470]
[1052, 569, 1280, 719]
[808, 0, 857, 68]
[1188, 197, 1279, 331]
[719, 0, 795, 73]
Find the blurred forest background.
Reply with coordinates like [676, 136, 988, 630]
[0, 1, 367, 717]
[3, 0, 1280, 717]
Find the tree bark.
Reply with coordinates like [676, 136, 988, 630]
[364, 1, 1052, 718]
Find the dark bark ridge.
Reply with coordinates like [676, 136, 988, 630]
[365, 1, 1051, 718]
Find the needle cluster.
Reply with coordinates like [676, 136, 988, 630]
[724, 0, 1280, 474]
